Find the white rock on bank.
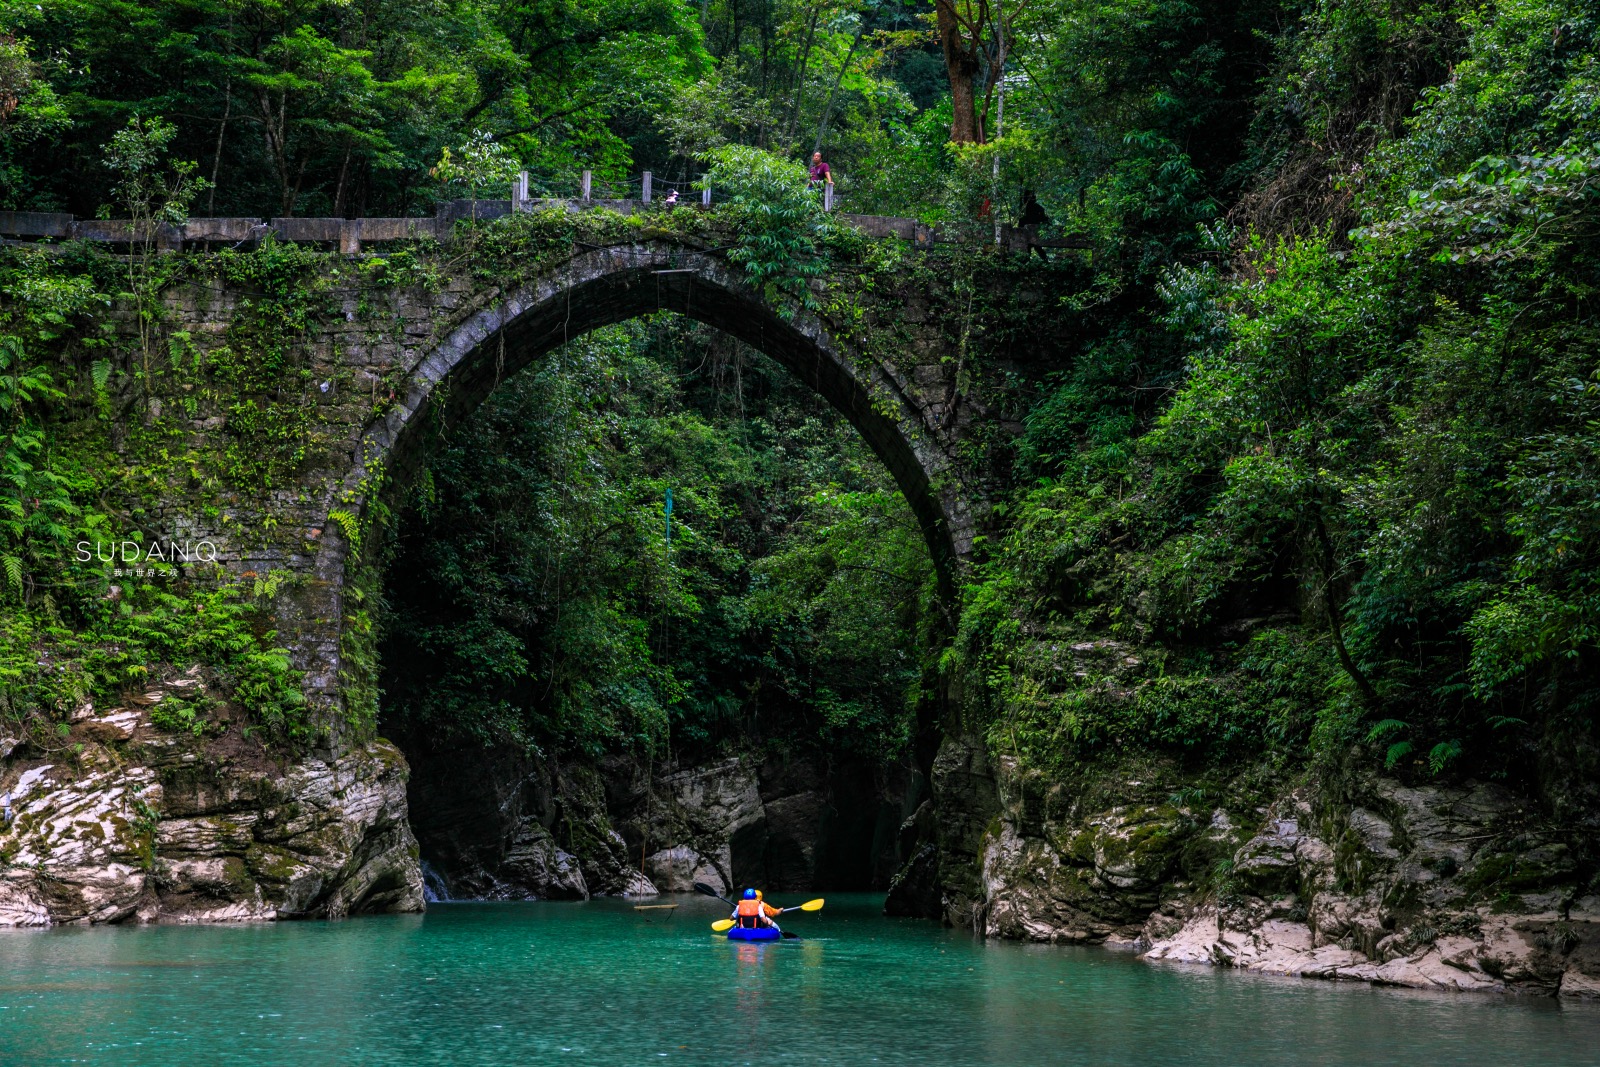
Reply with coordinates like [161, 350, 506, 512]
[0, 737, 423, 926]
[618, 869, 660, 897]
[644, 845, 726, 894]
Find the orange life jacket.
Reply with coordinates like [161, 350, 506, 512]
[736, 898, 762, 926]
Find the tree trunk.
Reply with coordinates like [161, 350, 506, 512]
[812, 30, 863, 156]
[1313, 510, 1379, 707]
[936, 1, 983, 143]
[782, 3, 823, 152]
[207, 79, 232, 215]
[334, 138, 353, 217]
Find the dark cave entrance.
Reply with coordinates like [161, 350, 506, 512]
[387, 736, 919, 900]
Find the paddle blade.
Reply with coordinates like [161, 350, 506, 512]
[782, 931, 800, 939]
[711, 918, 736, 932]
[798, 898, 825, 912]
[693, 882, 725, 899]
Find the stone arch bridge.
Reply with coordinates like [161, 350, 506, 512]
[0, 201, 1086, 926]
[0, 202, 1080, 720]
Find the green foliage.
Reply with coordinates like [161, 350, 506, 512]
[954, 0, 1600, 787]
[207, 238, 331, 489]
[706, 145, 833, 308]
[99, 116, 208, 227]
[1, 576, 309, 741]
[0, 234, 311, 744]
[0, 33, 69, 208]
[379, 316, 931, 763]
[0, 0, 709, 215]
[2, 0, 1597, 809]
[150, 693, 212, 737]
[0, 334, 73, 599]
[432, 130, 523, 201]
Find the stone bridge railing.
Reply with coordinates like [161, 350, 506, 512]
[0, 198, 942, 254]
[0, 195, 1083, 255]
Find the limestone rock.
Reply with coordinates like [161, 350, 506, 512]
[930, 735, 1000, 928]
[0, 721, 423, 925]
[884, 842, 940, 918]
[580, 829, 653, 897]
[1232, 818, 1304, 896]
[1134, 774, 1600, 996]
[758, 790, 824, 887]
[1560, 967, 1600, 998]
[955, 752, 1600, 999]
[644, 845, 727, 894]
[0, 875, 52, 926]
[658, 758, 764, 843]
[617, 869, 660, 897]
[501, 822, 589, 900]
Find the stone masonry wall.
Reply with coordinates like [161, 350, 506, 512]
[76, 216, 1024, 727]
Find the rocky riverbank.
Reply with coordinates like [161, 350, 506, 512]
[0, 670, 913, 924]
[8, 669, 1597, 1009]
[891, 736, 1600, 997]
[396, 730, 910, 903]
[0, 668, 423, 925]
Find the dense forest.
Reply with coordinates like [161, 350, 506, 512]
[2, 0, 1597, 824]
[377, 318, 935, 767]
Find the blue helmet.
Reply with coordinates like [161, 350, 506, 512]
[743, 888, 757, 899]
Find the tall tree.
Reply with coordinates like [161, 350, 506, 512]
[933, 0, 1023, 143]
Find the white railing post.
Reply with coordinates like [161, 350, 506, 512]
[641, 172, 652, 203]
[701, 175, 711, 207]
[514, 171, 529, 209]
[581, 169, 592, 201]
[824, 183, 834, 212]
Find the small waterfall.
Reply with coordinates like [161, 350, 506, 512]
[420, 860, 452, 903]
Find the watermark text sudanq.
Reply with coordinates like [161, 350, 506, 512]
[75, 539, 221, 578]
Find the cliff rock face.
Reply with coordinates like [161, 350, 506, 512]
[0, 673, 423, 925]
[638, 757, 766, 894]
[399, 739, 650, 901]
[956, 756, 1600, 997]
[1142, 781, 1600, 997]
[922, 735, 1001, 927]
[401, 739, 909, 900]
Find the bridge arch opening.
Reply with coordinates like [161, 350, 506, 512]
[362, 247, 945, 902]
[363, 245, 967, 601]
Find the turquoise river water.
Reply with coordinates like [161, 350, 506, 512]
[2, 894, 1598, 1065]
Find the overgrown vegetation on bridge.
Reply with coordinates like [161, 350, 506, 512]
[0, 186, 1010, 759]
[2, 0, 1598, 815]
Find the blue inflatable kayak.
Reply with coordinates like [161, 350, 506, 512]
[726, 926, 782, 942]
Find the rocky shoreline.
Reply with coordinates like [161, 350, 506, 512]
[0, 669, 422, 925]
[897, 737, 1600, 998]
[7, 685, 1598, 1002]
[395, 732, 908, 903]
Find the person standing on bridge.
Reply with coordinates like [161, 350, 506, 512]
[1018, 190, 1051, 259]
[808, 151, 833, 192]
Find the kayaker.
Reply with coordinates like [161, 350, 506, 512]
[754, 890, 782, 920]
[733, 888, 780, 932]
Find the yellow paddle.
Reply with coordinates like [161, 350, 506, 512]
[708, 899, 823, 931]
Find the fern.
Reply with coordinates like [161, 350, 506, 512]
[252, 569, 290, 601]
[91, 359, 113, 392]
[1384, 741, 1414, 769]
[327, 508, 362, 550]
[1365, 718, 1407, 743]
[1429, 739, 1464, 775]
[2, 555, 20, 589]
[166, 331, 193, 370]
